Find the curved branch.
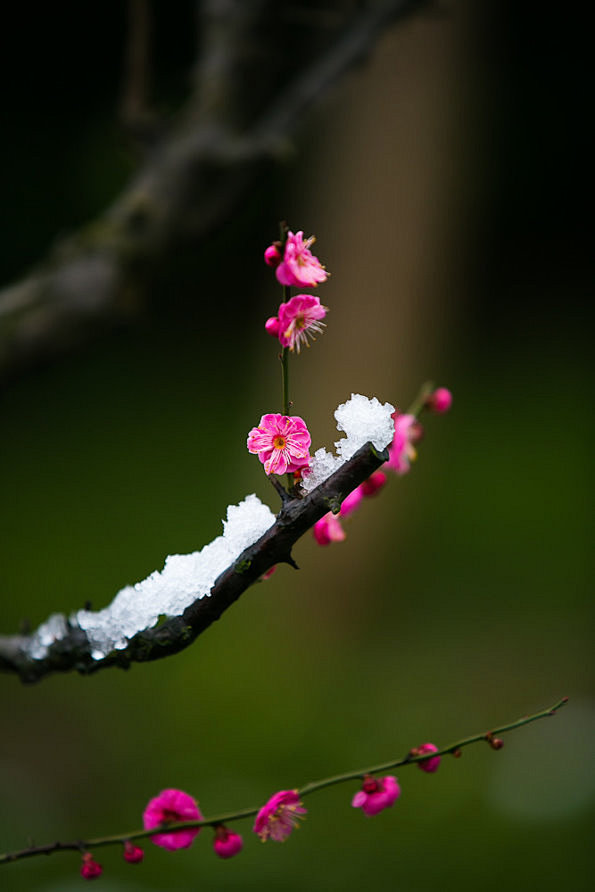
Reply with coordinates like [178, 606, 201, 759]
[0, 442, 387, 684]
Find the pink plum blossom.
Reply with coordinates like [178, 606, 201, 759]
[123, 841, 144, 863]
[386, 412, 422, 475]
[213, 825, 244, 859]
[276, 231, 328, 287]
[411, 743, 442, 772]
[276, 294, 327, 352]
[247, 414, 311, 476]
[351, 775, 401, 817]
[80, 853, 103, 880]
[143, 788, 203, 851]
[253, 789, 307, 842]
[313, 511, 346, 546]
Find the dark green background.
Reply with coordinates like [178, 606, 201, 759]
[1, 3, 592, 890]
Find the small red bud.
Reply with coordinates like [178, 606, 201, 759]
[264, 243, 282, 268]
[123, 840, 144, 863]
[425, 387, 453, 414]
[80, 852, 103, 880]
[486, 733, 504, 750]
[452, 748, 463, 758]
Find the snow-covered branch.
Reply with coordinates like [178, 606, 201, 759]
[0, 439, 387, 684]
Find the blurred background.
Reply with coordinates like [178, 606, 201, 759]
[1, 1, 592, 890]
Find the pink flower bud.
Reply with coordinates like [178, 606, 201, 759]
[360, 471, 387, 497]
[264, 243, 282, 268]
[80, 852, 103, 880]
[260, 565, 277, 581]
[265, 316, 280, 337]
[410, 742, 441, 773]
[426, 387, 452, 414]
[213, 825, 244, 859]
[123, 840, 144, 863]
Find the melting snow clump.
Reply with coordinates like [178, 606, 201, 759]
[301, 393, 395, 493]
[24, 494, 275, 662]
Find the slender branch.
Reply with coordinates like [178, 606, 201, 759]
[0, 440, 387, 684]
[0, 698, 568, 866]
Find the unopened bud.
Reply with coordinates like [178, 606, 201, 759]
[265, 316, 280, 337]
[80, 852, 103, 880]
[426, 387, 453, 414]
[123, 840, 144, 863]
[452, 748, 463, 758]
[486, 733, 504, 750]
[361, 471, 387, 497]
[264, 243, 282, 268]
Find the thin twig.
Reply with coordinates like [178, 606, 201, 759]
[0, 698, 568, 865]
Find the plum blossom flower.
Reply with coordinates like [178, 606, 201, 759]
[213, 825, 244, 859]
[80, 852, 103, 879]
[247, 414, 311, 476]
[276, 231, 328, 287]
[313, 510, 346, 546]
[123, 841, 144, 863]
[253, 789, 307, 841]
[410, 742, 441, 772]
[143, 788, 203, 851]
[386, 412, 422, 475]
[352, 775, 401, 817]
[277, 294, 327, 352]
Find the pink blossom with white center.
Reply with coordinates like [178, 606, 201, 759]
[275, 231, 328, 287]
[411, 742, 441, 773]
[143, 788, 203, 851]
[386, 412, 422, 475]
[247, 414, 311, 476]
[253, 789, 307, 842]
[352, 775, 401, 817]
[213, 825, 244, 859]
[277, 294, 327, 353]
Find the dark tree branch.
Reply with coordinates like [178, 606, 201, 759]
[0, 442, 387, 684]
[0, 0, 429, 383]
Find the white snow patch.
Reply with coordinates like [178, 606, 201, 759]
[24, 494, 275, 661]
[301, 393, 394, 493]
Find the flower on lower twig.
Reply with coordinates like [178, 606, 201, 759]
[253, 789, 307, 841]
[213, 825, 244, 859]
[351, 775, 401, 817]
[425, 386, 453, 414]
[247, 414, 311, 476]
[80, 852, 103, 879]
[275, 230, 328, 287]
[143, 788, 203, 851]
[410, 742, 441, 773]
[266, 294, 327, 353]
[386, 412, 422, 475]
